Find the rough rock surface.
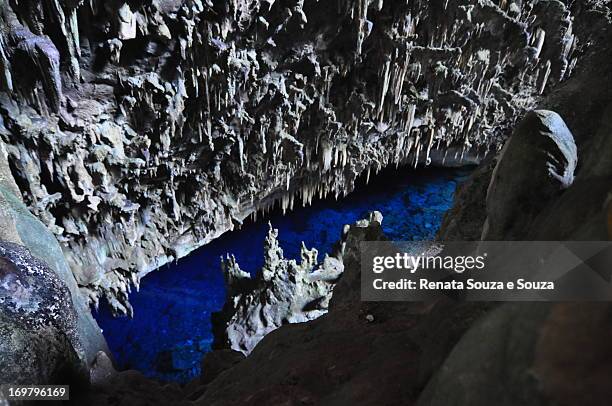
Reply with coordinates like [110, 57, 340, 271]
[72, 3, 612, 405]
[0, 0, 582, 314]
[198, 74, 612, 406]
[0, 140, 108, 365]
[196, 213, 490, 405]
[75, 213, 490, 405]
[422, 10, 612, 406]
[0, 242, 86, 391]
[213, 213, 378, 354]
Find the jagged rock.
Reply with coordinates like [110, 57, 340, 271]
[69, 6, 612, 403]
[438, 10, 612, 242]
[213, 212, 383, 358]
[196, 12, 612, 405]
[0, 242, 87, 389]
[197, 212, 490, 406]
[420, 24, 612, 405]
[482, 110, 577, 240]
[0, 141, 108, 366]
[0, 0, 588, 314]
[213, 217, 350, 354]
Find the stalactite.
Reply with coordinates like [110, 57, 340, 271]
[0, 0, 586, 314]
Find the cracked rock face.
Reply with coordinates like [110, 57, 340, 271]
[0, 0, 583, 313]
[0, 138, 108, 365]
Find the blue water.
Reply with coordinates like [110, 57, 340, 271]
[94, 166, 471, 383]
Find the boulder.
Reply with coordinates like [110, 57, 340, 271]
[0, 242, 87, 389]
[482, 110, 577, 240]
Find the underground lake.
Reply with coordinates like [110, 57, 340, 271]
[94, 165, 472, 382]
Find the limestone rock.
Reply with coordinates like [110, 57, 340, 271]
[482, 110, 577, 240]
[0, 0, 588, 313]
[213, 218, 349, 354]
[197, 213, 489, 406]
[439, 12, 612, 242]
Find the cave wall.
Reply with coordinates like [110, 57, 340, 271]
[0, 0, 580, 313]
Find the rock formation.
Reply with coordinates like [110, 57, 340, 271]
[193, 206, 490, 405]
[72, 2, 612, 404]
[0, 242, 87, 393]
[0, 139, 108, 367]
[482, 110, 577, 240]
[213, 213, 381, 354]
[0, 0, 581, 314]
[194, 26, 612, 400]
[1, 0, 612, 405]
